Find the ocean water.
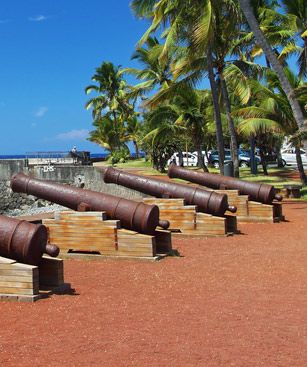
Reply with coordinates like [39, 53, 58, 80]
[0, 152, 144, 159]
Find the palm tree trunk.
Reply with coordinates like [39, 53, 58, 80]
[295, 145, 307, 185]
[196, 145, 209, 172]
[259, 149, 268, 175]
[276, 144, 283, 168]
[249, 135, 257, 174]
[207, 49, 225, 174]
[220, 73, 239, 177]
[238, 0, 306, 130]
[178, 150, 184, 166]
[133, 140, 139, 159]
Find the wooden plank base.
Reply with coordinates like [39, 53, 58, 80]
[213, 189, 284, 223]
[143, 198, 236, 236]
[239, 201, 284, 223]
[0, 293, 44, 303]
[43, 211, 172, 259]
[58, 252, 169, 262]
[0, 256, 71, 302]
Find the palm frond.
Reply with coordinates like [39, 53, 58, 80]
[238, 118, 284, 135]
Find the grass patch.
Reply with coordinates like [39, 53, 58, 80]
[94, 158, 161, 175]
[94, 159, 307, 200]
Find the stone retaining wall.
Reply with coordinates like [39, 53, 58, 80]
[0, 160, 146, 214]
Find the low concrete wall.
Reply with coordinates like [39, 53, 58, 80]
[0, 159, 27, 180]
[0, 160, 147, 214]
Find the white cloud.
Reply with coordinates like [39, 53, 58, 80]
[28, 15, 47, 22]
[56, 129, 89, 141]
[35, 106, 48, 117]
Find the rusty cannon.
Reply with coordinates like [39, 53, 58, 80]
[10, 173, 169, 235]
[168, 164, 282, 204]
[0, 215, 59, 265]
[102, 166, 237, 216]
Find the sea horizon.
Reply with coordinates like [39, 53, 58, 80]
[0, 151, 143, 159]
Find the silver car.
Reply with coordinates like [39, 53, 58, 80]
[281, 148, 307, 166]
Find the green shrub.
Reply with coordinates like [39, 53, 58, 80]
[108, 149, 130, 165]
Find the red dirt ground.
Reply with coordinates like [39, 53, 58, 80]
[1, 202, 307, 366]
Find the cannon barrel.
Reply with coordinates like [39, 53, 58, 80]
[0, 215, 59, 265]
[103, 167, 236, 216]
[168, 164, 282, 204]
[11, 173, 169, 235]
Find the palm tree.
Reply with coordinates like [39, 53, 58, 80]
[237, 0, 306, 130]
[130, 0, 228, 174]
[279, 0, 306, 78]
[87, 116, 127, 153]
[121, 37, 173, 96]
[168, 86, 211, 171]
[142, 106, 187, 171]
[85, 61, 134, 128]
[235, 68, 307, 183]
[125, 116, 142, 158]
[85, 61, 141, 157]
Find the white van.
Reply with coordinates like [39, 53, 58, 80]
[281, 148, 307, 166]
[167, 152, 198, 166]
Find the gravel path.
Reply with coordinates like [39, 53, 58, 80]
[0, 201, 307, 366]
[5, 204, 67, 217]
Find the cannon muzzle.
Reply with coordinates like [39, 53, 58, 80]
[103, 166, 236, 216]
[0, 215, 59, 265]
[168, 164, 282, 205]
[11, 173, 164, 235]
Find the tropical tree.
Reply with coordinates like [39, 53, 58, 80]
[87, 116, 127, 153]
[130, 0, 228, 174]
[279, 0, 306, 78]
[125, 116, 142, 158]
[141, 106, 187, 171]
[237, 0, 306, 130]
[235, 68, 307, 182]
[85, 61, 133, 121]
[85, 61, 138, 155]
[121, 37, 173, 96]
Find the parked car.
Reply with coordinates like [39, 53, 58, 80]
[167, 152, 198, 167]
[208, 149, 261, 169]
[281, 148, 307, 166]
[191, 151, 209, 165]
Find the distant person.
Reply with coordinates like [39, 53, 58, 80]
[70, 146, 78, 164]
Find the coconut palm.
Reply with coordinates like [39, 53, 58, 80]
[125, 116, 142, 158]
[121, 37, 173, 97]
[130, 0, 229, 174]
[87, 116, 127, 153]
[85, 61, 134, 127]
[142, 106, 187, 171]
[279, 0, 306, 78]
[169, 86, 212, 171]
[235, 68, 307, 182]
[237, 0, 306, 130]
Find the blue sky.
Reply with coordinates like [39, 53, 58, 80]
[0, 0, 149, 154]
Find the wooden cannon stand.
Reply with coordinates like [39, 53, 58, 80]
[43, 211, 172, 261]
[143, 198, 238, 237]
[215, 189, 284, 223]
[0, 256, 70, 303]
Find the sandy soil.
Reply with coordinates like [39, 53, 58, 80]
[1, 202, 307, 366]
